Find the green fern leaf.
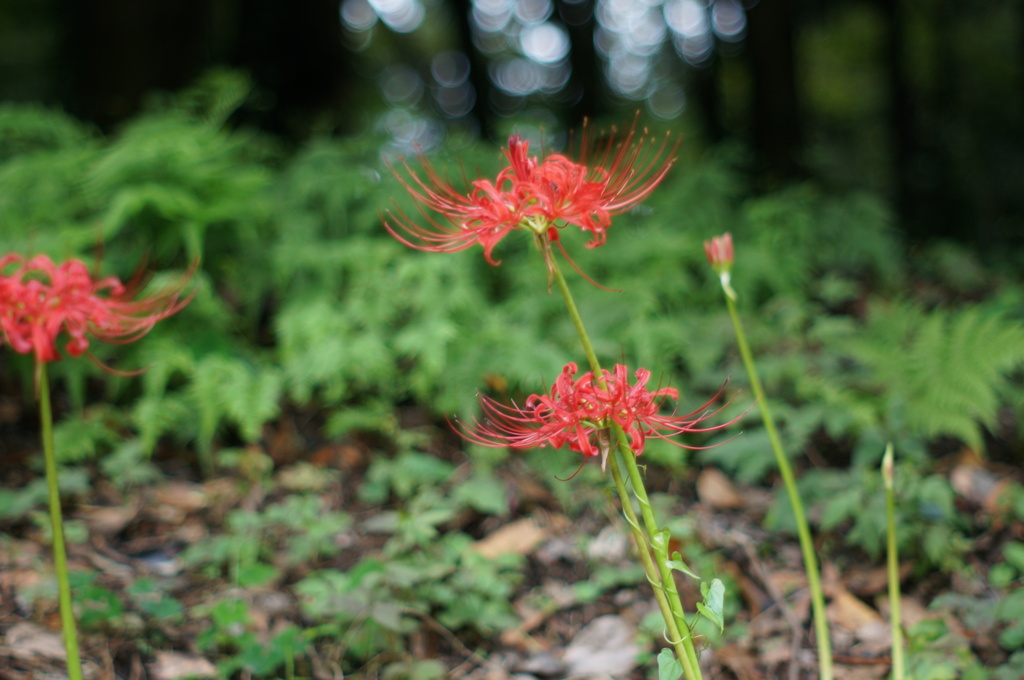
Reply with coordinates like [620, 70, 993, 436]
[848, 302, 1024, 450]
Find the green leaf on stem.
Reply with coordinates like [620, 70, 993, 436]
[696, 579, 726, 633]
[666, 550, 700, 579]
[657, 648, 683, 680]
[651, 526, 669, 552]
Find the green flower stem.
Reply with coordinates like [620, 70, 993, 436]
[38, 362, 84, 680]
[547, 248, 704, 679]
[721, 291, 833, 680]
[607, 447, 699, 680]
[548, 242, 602, 377]
[882, 444, 905, 680]
[614, 427, 703, 674]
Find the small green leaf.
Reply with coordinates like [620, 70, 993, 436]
[989, 563, 1017, 587]
[453, 472, 509, 515]
[237, 561, 279, 587]
[999, 621, 1024, 651]
[651, 527, 670, 553]
[1003, 541, 1024, 572]
[696, 579, 725, 633]
[657, 648, 683, 680]
[666, 551, 700, 579]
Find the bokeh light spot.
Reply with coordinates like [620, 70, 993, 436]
[648, 80, 686, 119]
[711, 0, 745, 41]
[435, 83, 476, 117]
[514, 0, 554, 25]
[663, 0, 707, 38]
[520, 23, 570, 64]
[368, 0, 425, 33]
[491, 57, 544, 95]
[432, 51, 471, 87]
[340, 0, 378, 31]
[381, 65, 424, 105]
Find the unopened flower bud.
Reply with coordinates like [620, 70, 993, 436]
[704, 232, 733, 273]
[703, 233, 736, 300]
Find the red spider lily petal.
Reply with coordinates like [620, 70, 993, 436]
[521, 155, 613, 245]
[574, 119, 678, 218]
[503, 135, 537, 182]
[514, 120, 678, 248]
[0, 254, 194, 365]
[460, 363, 609, 458]
[384, 122, 678, 265]
[384, 152, 525, 265]
[458, 361, 735, 461]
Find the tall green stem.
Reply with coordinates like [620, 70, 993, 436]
[39, 362, 84, 680]
[722, 293, 833, 680]
[607, 448, 698, 680]
[614, 427, 703, 674]
[883, 444, 905, 680]
[548, 244, 602, 377]
[547, 247, 704, 680]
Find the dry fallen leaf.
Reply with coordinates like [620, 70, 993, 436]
[5, 622, 67, 661]
[77, 499, 140, 535]
[832, 664, 889, 680]
[829, 586, 885, 632]
[149, 482, 208, 523]
[473, 518, 547, 559]
[876, 593, 937, 629]
[950, 463, 1001, 507]
[697, 467, 747, 510]
[716, 642, 766, 680]
[563, 615, 639, 677]
[148, 651, 217, 680]
[767, 569, 807, 596]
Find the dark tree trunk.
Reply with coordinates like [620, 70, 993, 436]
[230, 0, 354, 136]
[890, 0, 961, 242]
[879, 0, 918, 240]
[55, 0, 354, 136]
[57, 0, 215, 129]
[449, 0, 496, 140]
[689, 54, 725, 144]
[744, 0, 804, 182]
[558, 0, 608, 126]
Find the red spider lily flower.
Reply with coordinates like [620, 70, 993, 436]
[460, 362, 735, 471]
[0, 254, 195, 367]
[384, 121, 678, 265]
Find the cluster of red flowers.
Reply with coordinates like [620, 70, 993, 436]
[0, 254, 193, 365]
[385, 124, 676, 265]
[461, 362, 732, 463]
[383, 122, 739, 464]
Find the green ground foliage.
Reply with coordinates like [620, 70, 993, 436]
[1, 74, 1023, 678]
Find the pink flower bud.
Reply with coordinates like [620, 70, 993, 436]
[703, 232, 734, 274]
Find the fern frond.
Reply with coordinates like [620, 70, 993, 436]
[848, 302, 1024, 450]
[0, 104, 94, 157]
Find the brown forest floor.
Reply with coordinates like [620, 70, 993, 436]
[0, 408, 1020, 680]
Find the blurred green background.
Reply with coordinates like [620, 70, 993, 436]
[1, 0, 1023, 481]
[2, 0, 1022, 247]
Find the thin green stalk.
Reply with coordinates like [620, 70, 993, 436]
[547, 241, 602, 377]
[722, 293, 833, 680]
[614, 427, 703, 674]
[607, 445, 699, 680]
[546, 248, 704, 679]
[39, 362, 84, 680]
[882, 444, 905, 680]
